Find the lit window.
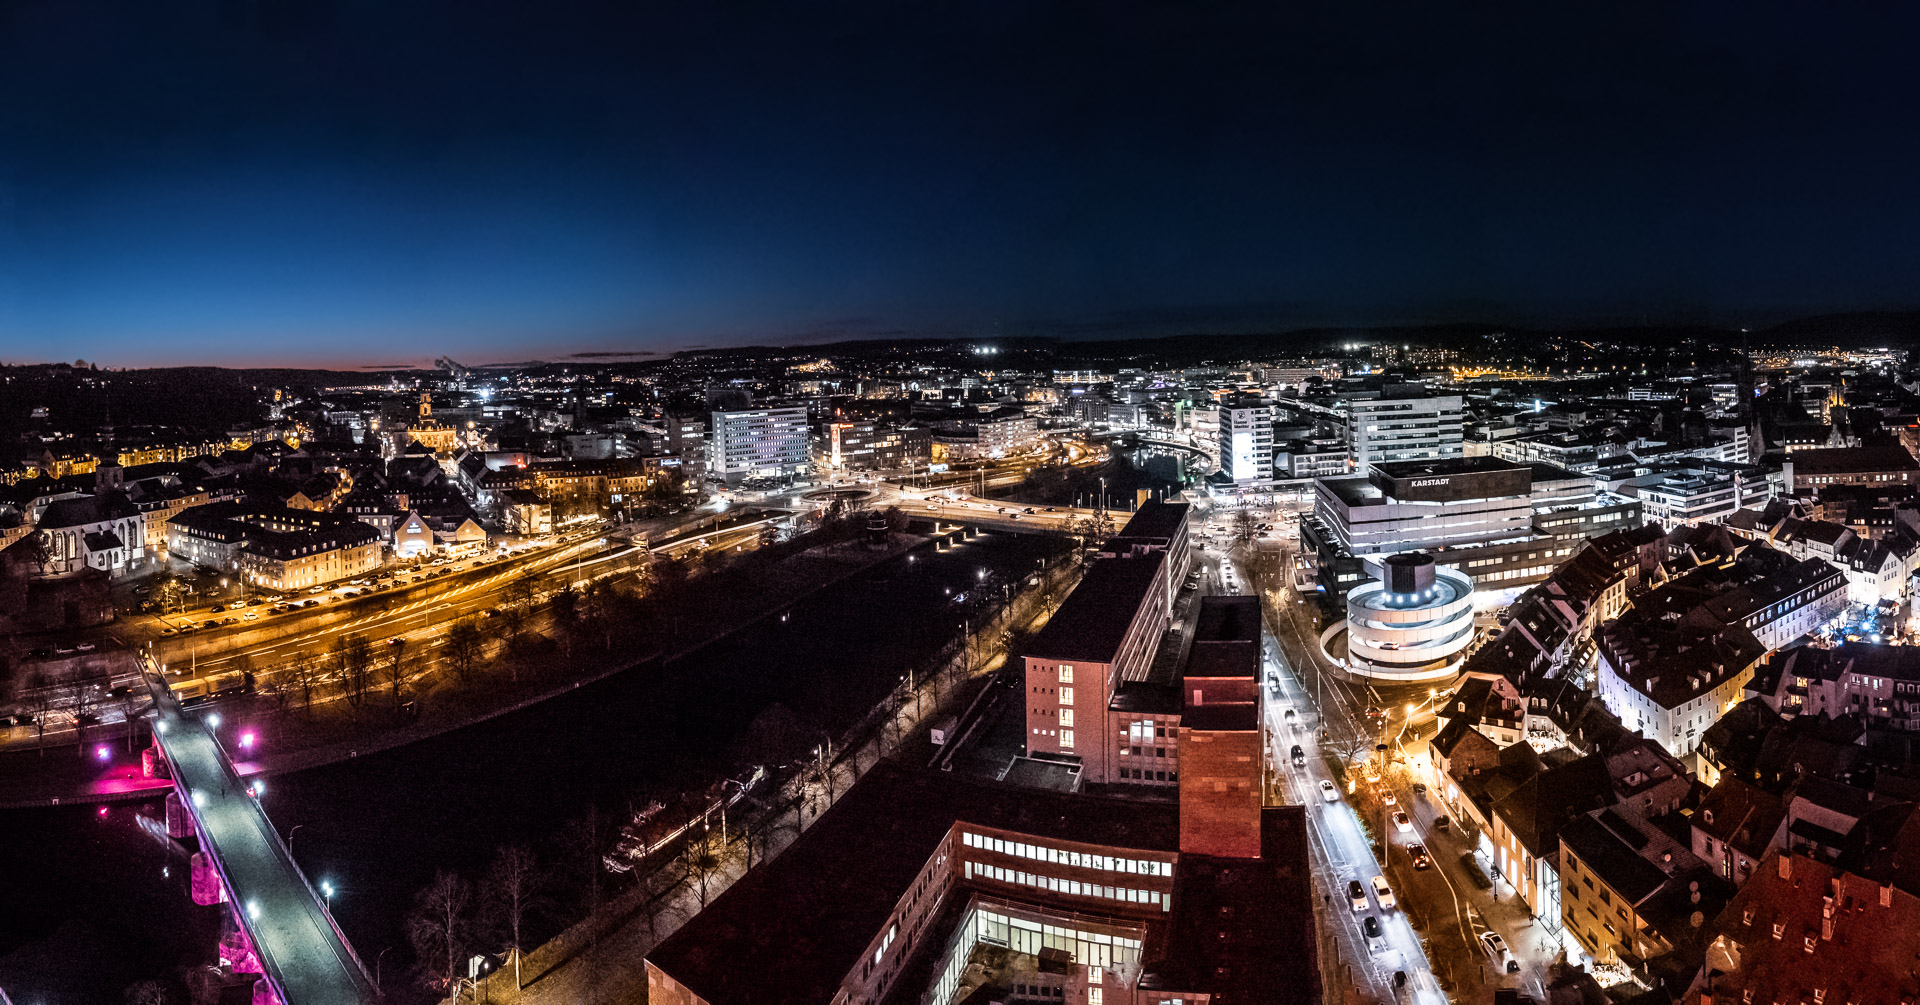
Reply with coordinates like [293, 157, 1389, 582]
[1058, 664, 1073, 683]
[1060, 729, 1075, 749]
[1060, 687, 1074, 706]
[1059, 709, 1074, 727]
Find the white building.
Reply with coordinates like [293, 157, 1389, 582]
[1595, 617, 1766, 758]
[1344, 553, 1477, 682]
[1348, 393, 1464, 470]
[1633, 471, 1741, 528]
[710, 406, 811, 486]
[1219, 396, 1273, 482]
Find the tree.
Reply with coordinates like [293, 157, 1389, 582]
[121, 980, 171, 1005]
[381, 639, 409, 712]
[557, 806, 616, 960]
[551, 584, 580, 630]
[579, 580, 618, 651]
[444, 619, 486, 682]
[334, 634, 373, 707]
[405, 870, 473, 994]
[1233, 507, 1258, 547]
[286, 656, 321, 713]
[680, 823, 725, 910]
[482, 844, 546, 990]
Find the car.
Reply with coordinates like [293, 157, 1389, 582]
[75, 641, 96, 652]
[209, 604, 226, 613]
[1411, 781, 1427, 794]
[1382, 791, 1396, 806]
[160, 627, 176, 636]
[176, 625, 198, 636]
[308, 585, 327, 594]
[55, 646, 76, 656]
[483, 608, 499, 618]
[1319, 779, 1339, 802]
[1361, 916, 1382, 941]
[1393, 811, 1413, 833]
[1407, 843, 1432, 870]
[1371, 875, 1396, 910]
[244, 611, 260, 622]
[222, 617, 239, 625]
[247, 598, 264, 606]
[12, 713, 33, 726]
[1290, 744, 1305, 766]
[1347, 879, 1368, 912]
[74, 712, 99, 725]
[1434, 814, 1451, 832]
[1480, 931, 1517, 971]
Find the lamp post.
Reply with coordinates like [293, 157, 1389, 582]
[287, 823, 305, 862]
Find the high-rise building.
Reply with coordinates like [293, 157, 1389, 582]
[1347, 391, 1464, 469]
[1218, 393, 1274, 482]
[709, 406, 809, 486]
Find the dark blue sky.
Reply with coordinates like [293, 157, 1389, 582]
[1, 2, 1916, 367]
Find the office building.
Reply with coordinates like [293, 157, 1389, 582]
[1301, 457, 1641, 600]
[1218, 394, 1273, 482]
[1347, 391, 1464, 470]
[710, 405, 810, 486]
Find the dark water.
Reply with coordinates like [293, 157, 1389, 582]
[257, 529, 1063, 997]
[993, 443, 1195, 509]
[0, 800, 223, 1002]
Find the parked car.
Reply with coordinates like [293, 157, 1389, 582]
[209, 604, 226, 613]
[1434, 814, 1451, 832]
[1346, 879, 1368, 912]
[1407, 843, 1432, 870]
[243, 611, 259, 622]
[1393, 811, 1413, 833]
[1371, 875, 1396, 910]
[247, 598, 264, 606]
[75, 641, 96, 652]
[1361, 916, 1382, 941]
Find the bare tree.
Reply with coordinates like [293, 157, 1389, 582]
[121, 979, 171, 1005]
[334, 634, 373, 707]
[381, 639, 409, 712]
[680, 823, 725, 910]
[444, 619, 485, 682]
[405, 869, 473, 995]
[482, 844, 546, 990]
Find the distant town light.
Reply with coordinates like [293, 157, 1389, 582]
[95, 745, 110, 761]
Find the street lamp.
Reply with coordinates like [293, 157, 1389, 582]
[320, 879, 334, 917]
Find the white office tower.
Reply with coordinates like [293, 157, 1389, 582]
[1348, 392, 1465, 470]
[1344, 552, 1476, 683]
[1219, 395, 1274, 482]
[710, 405, 810, 486]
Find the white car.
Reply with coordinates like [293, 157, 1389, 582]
[1319, 779, 1339, 802]
[1371, 875, 1396, 911]
[1393, 811, 1414, 833]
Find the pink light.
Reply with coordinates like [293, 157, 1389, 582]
[97, 805, 109, 817]
[95, 745, 110, 761]
[239, 732, 256, 749]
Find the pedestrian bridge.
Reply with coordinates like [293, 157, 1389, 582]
[144, 657, 374, 1004]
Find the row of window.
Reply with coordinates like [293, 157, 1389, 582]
[961, 831, 1173, 876]
[965, 861, 1170, 909]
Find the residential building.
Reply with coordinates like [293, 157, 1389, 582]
[1784, 444, 1920, 491]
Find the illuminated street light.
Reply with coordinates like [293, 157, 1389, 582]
[207, 713, 222, 730]
[95, 744, 110, 761]
[239, 731, 256, 750]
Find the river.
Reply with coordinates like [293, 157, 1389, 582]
[0, 527, 1059, 1003]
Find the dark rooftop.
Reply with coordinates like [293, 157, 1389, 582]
[1113, 500, 1189, 545]
[1026, 550, 1166, 664]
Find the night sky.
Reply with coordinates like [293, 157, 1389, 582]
[0, 2, 1916, 366]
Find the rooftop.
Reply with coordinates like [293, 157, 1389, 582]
[1026, 550, 1167, 665]
[647, 763, 1180, 1005]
